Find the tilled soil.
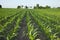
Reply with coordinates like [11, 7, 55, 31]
[15, 15, 29, 40]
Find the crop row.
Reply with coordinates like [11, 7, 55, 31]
[0, 9, 60, 40]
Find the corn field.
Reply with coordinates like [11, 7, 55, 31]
[0, 8, 60, 40]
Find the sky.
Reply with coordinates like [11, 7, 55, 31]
[0, 0, 60, 8]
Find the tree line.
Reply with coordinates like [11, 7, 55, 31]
[34, 4, 50, 9]
[17, 4, 51, 9]
[0, 4, 60, 9]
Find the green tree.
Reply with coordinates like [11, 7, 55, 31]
[37, 4, 39, 7]
[36, 4, 40, 9]
[34, 4, 40, 9]
[57, 7, 60, 9]
[39, 6, 43, 9]
[34, 6, 36, 9]
[17, 6, 21, 9]
[0, 5, 2, 8]
[45, 5, 50, 8]
[25, 6, 28, 9]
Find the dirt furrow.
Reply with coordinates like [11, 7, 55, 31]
[15, 14, 29, 40]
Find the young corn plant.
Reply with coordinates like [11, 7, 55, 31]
[6, 13, 25, 40]
[0, 14, 19, 32]
[27, 21, 38, 40]
[7, 18, 20, 40]
[31, 13, 59, 40]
